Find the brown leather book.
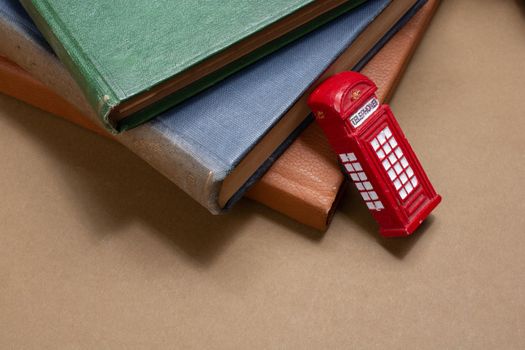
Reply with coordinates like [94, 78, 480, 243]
[0, 0, 439, 230]
[246, 0, 440, 230]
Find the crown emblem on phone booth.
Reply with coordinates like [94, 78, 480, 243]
[350, 89, 361, 101]
[307, 72, 441, 237]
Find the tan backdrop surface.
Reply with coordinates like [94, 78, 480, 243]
[1, 1, 524, 348]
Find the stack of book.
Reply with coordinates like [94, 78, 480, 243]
[0, 0, 440, 230]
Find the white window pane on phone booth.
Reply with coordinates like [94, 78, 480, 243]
[388, 169, 396, 180]
[378, 133, 386, 145]
[371, 139, 380, 150]
[389, 138, 397, 148]
[388, 153, 397, 165]
[395, 147, 403, 159]
[394, 163, 403, 174]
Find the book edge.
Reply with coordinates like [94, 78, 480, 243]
[18, 0, 119, 131]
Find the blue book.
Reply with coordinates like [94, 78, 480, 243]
[0, 0, 422, 213]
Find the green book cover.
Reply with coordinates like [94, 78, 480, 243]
[19, 0, 366, 132]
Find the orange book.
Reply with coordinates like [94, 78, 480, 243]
[0, 0, 439, 230]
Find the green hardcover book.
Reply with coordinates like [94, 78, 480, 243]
[18, 0, 365, 132]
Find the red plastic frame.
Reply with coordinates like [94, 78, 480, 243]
[308, 72, 441, 237]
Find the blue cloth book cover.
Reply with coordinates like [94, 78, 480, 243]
[0, 0, 423, 213]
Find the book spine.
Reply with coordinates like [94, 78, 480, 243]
[18, 0, 119, 132]
[0, 10, 224, 212]
[0, 56, 107, 137]
[0, 16, 96, 121]
[117, 124, 226, 214]
[0, 57, 224, 211]
[0, 63, 223, 210]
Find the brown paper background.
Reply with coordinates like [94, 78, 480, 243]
[1, 1, 524, 348]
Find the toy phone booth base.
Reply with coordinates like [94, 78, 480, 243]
[380, 196, 441, 237]
[308, 71, 441, 238]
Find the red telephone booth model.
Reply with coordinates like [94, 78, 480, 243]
[308, 72, 441, 237]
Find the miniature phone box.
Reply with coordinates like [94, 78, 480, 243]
[307, 72, 441, 237]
